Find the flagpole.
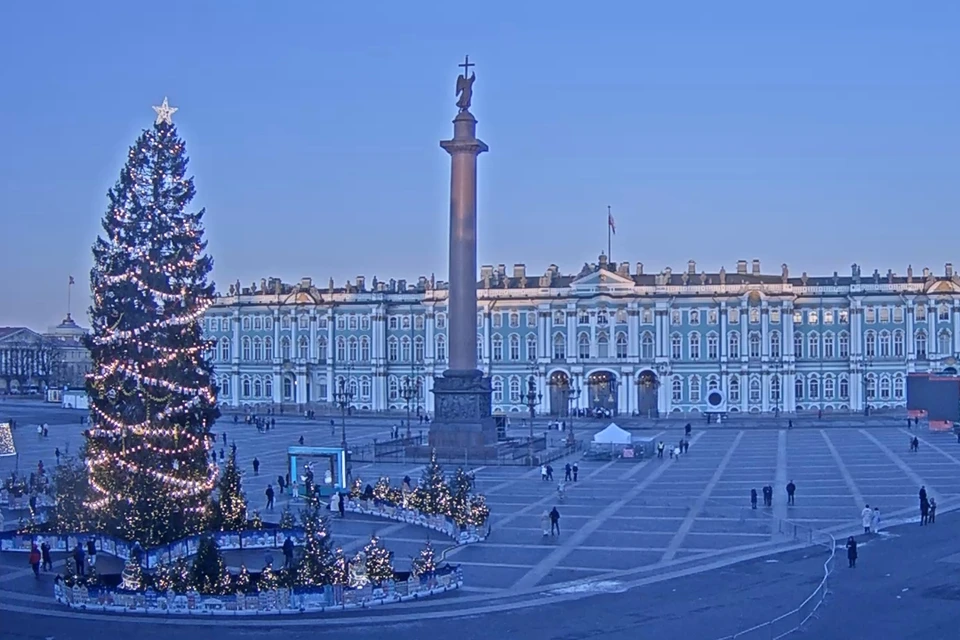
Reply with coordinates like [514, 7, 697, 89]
[67, 277, 72, 319]
[607, 205, 612, 261]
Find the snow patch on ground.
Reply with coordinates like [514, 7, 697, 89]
[549, 580, 627, 595]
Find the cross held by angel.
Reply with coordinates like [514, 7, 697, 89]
[456, 55, 475, 112]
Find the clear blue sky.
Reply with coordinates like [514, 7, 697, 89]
[1, 1, 958, 328]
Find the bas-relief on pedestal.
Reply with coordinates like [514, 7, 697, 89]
[429, 57, 497, 453]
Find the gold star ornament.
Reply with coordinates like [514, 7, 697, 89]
[152, 97, 178, 125]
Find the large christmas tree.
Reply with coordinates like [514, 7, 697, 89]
[84, 98, 219, 545]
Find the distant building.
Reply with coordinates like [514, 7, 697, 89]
[0, 327, 59, 394]
[44, 314, 91, 388]
[204, 258, 960, 415]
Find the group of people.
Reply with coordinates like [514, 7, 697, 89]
[750, 483, 796, 508]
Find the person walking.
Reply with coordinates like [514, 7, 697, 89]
[861, 504, 873, 533]
[750, 488, 758, 509]
[29, 544, 41, 579]
[846, 536, 858, 568]
[871, 507, 881, 534]
[55, 448, 61, 465]
[73, 543, 85, 577]
[657, 441, 665, 459]
[540, 510, 551, 537]
[277, 475, 286, 494]
[564, 463, 572, 482]
[919, 486, 929, 525]
[298, 435, 304, 446]
[549, 506, 561, 536]
[265, 484, 275, 511]
[337, 492, 345, 518]
[572, 462, 579, 482]
[929, 497, 937, 524]
[282, 536, 295, 569]
[546, 465, 554, 482]
[540, 464, 548, 481]
[786, 480, 796, 505]
[253, 457, 260, 475]
[40, 539, 52, 572]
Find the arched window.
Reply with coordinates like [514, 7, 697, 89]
[689, 376, 701, 402]
[553, 310, 564, 326]
[219, 337, 230, 361]
[671, 376, 683, 402]
[317, 337, 327, 362]
[894, 374, 905, 400]
[414, 336, 424, 362]
[401, 336, 411, 361]
[436, 335, 446, 361]
[348, 337, 358, 361]
[436, 313, 447, 329]
[671, 333, 682, 360]
[415, 315, 425, 330]
[915, 331, 927, 358]
[360, 376, 371, 400]
[578, 333, 590, 359]
[793, 333, 803, 359]
[824, 375, 835, 399]
[387, 337, 398, 362]
[298, 336, 309, 360]
[940, 303, 951, 321]
[823, 333, 834, 359]
[280, 336, 291, 360]
[492, 335, 504, 361]
[839, 375, 849, 399]
[769, 331, 781, 358]
[553, 333, 566, 360]
[597, 332, 609, 359]
[689, 332, 701, 360]
[749, 377, 761, 403]
[728, 332, 740, 359]
[510, 334, 521, 360]
[336, 337, 346, 362]
[795, 375, 804, 400]
[388, 376, 399, 401]
[641, 332, 655, 360]
[893, 330, 904, 357]
[596, 309, 608, 325]
[729, 375, 740, 403]
[253, 337, 262, 361]
[706, 374, 719, 391]
[808, 333, 819, 359]
[770, 375, 781, 403]
[264, 376, 273, 399]
[707, 332, 719, 359]
[509, 376, 521, 402]
[749, 332, 761, 358]
[492, 376, 503, 403]
[527, 333, 538, 361]
[264, 316, 273, 331]
[220, 376, 230, 397]
[865, 331, 876, 357]
[242, 317, 250, 331]
[253, 377, 262, 398]
[879, 375, 891, 400]
[242, 376, 251, 398]
[361, 315, 370, 331]
[865, 373, 877, 400]
[361, 337, 371, 361]
[616, 332, 628, 359]
[878, 331, 890, 357]
[808, 375, 820, 400]
[939, 330, 952, 355]
[264, 337, 273, 360]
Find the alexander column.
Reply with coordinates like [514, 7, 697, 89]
[430, 56, 497, 452]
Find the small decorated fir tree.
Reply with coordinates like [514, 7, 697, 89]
[349, 477, 363, 499]
[329, 548, 348, 586]
[295, 502, 335, 586]
[216, 444, 247, 531]
[120, 558, 143, 591]
[235, 564, 251, 593]
[373, 476, 391, 502]
[278, 504, 296, 529]
[259, 563, 279, 591]
[49, 454, 90, 532]
[467, 494, 490, 527]
[363, 535, 394, 586]
[249, 510, 263, 530]
[447, 467, 474, 526]
[411, 540, 436, 577]
[410, 450, 450, 516]
[191, 535, 231, 594]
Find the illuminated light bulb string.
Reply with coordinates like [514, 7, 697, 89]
[84, 103, 222, 540]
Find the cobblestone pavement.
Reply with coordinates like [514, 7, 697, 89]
[1, 400, 959, 634]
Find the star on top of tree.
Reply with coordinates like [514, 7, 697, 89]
[152, 97, 178, 125]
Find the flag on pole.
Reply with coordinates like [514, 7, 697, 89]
[608, 211, 616, 235]
[68, 276, 75, 285]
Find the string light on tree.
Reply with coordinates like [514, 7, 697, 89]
[83, 98, 220, 545]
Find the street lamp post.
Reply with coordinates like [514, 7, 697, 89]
[566, 385, 581, 447]
[524, 377, 542, 465]
[862, 357, 873, 416]
[400, 377, 421, 440]
[334, 377, 353, 452]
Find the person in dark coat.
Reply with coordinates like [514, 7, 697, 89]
[265, 484, 275, 510]
[40, 540, 52, 572]
[549, 507, 561, 536]
[919, 486, 930, 525]
[73, 543, 85, 577]
[750, 488, 758, 509]
[29, 544, 41, 578]
[282, 537, 295, 569]
[337, 492, 345, 518]
[564, 463, 572, 482]
[786, 481, 796, 505]
[253, 457, 260, 475]
[572, 463, 579, 482]
[846, 536, 858, 568]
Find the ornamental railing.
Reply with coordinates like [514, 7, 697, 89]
[714, 519, 837, 640]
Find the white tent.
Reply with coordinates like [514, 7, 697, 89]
[592, 423, 632, 445]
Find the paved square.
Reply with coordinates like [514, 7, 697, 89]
[3, 401, 959, 599]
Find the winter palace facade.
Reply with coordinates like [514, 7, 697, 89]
[204, 256, 960, 416]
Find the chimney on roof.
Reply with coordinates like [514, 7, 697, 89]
[513, 264, 526, 279]
[687, 260, 696, 275]
[752, 259, 761, 275]
[618, 262, 630, 277]
[356, 276, 365, 291]
[496, 264, 506, 278]
[300, 277, 312, 289]
[923, 267, 930, 278]
[947, 263, 954, 278]
[737, 260, 748, 275]
[397, 279, 407, 291]
[636, 262, 644, 275]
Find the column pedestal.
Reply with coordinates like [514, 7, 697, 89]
[429, 369, 497, 452]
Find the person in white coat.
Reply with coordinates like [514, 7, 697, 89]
[861, 504, 873, 533]
[871, 507, 881, 533]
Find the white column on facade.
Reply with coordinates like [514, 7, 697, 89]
[761, 305, 769, 358]
[660, 371, 670, 413]
[425, 309, 436, 361]
[538, 309, 549, 362]
[566, 308, 576, 360]
[739, 301, 748, 364]
[719, 303, 728, 359]
[272, 310, 281, 403]
[291, 314, 299, 363]
[905, 302, 915, 366]
[928, 309, 937, 356]
[627, 307, 639, 358]
[782, 303, 794, 411]
[309, 313, 318, 362]
[231, 311, 240, 406]
[953, 303, 960, 355]
[589, 312, 598, 359]
[325, 312, 335, 403]
[482, 311, 491, 362]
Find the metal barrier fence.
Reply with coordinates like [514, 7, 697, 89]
[715, 520, 837, 640]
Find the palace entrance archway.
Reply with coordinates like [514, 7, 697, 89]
[548, 371, 570, 416]
[636, 370, 659, 418]
[587, 371, 618, 415]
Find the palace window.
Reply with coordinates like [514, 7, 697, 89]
[865, 332, 876, 357]
[793, 333, 803, 359]
[578, 333, 590, 359]
[579, 311, 590, 325]
[707, 375, 720, 391]
[597, 332, 609, 358]
[478, 335, 484, 361]
[671, 310, 681, 325]
[793, 311, 803, 324]
[492, 335, 503, 361]
[823, 333, 834, 358]
[220, 376, 230, 397]
[264, 337, 273, 360]
[284, 315, 293, 330]
[361, 315, 371, 330]
[436, 313, 446, 329]
[689, 332, 700, 360]
[939, 330, 952, 355]
[769, 331, 781, 358]
[894, 375, 905, 399]
[527, 312, 537, 327]
[414, 336, 424, 362]
[360, 377, 371, 401]
[553, 311, 565, 326]
[436, 335, 446, 361]
[315, 337, 326, 362]
[402, 316, 411, 330]
[253, 378, 262, 398]
[770, 375, 781, 403]
[708, 309, 718, 324]
[509, 376, 521, 403]
[527, 334, 538, 361]
[616, 309, 627, 324]
[242, 376, 251, 398]
[749, 377, 761, 404]
[916, 304, 927, 321]
[707, 332, 719, 360]
[808, 376, 819, 400]
[865, 307, 876, 324]
[616, 333, 628, 359]
[770, 308, 781, 324]
[298, 336, 308, 360]
[493, 313, 503, 329]
[299, 315, 309, 330]
[671, 334, 682, 360]
[879, 331, 891, 357]
[401, 336, 411, 361]
[880, 376, 891, 400]
[219, 337, 230, 361]
[893, 307, 903, 323]
[553, 333, 566, 360]
[345, 337, 355, 362]
[510, 334, 521, 360]
[839, 309, 849, 324]
[823, 310, 834, 324]
[838, 332, 849, 359]
[915, 331, 927, 358]
[879, 307, 890, 323]
[242, 317, 250, 331]
[415, 315, 425, 330]
[254, 316, 262, 330]
[242, 337, 250, 361]
[865, 374, 876, 400]
[808, 333, 820, 359]
[893, 330, 904, 357]
[728, 308, 741, 325]
[749, 308, 760, 324]
[387, 337, 398, 362]
[596, 309, 608, 325]
[824, 376, 835, 400]
[729, 375, 740, 403]
[641, 332, 655, 360]
[509, 312, 520, 328]
[348, 315, 358, 330]
[492, 377, 503, 404]
[265, 377, 273, 399]
[280, 337, 291, 360]
[265, 316, 274, 330]
[690, 376, 701, 403]
[689, 309, 700, 325]
[808, 311, 818, 324]
[940, 303, 951, 321]
[795, 376, 804, 400]
[253, 337, 263, 361]
[388, 376, 399, 401]
[642, 309, 654, 324]
[749, 332, 761, 358]
[728, 332, 740, 359]
[839, 376, 849, 399]
[671, 376, 683, 403]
